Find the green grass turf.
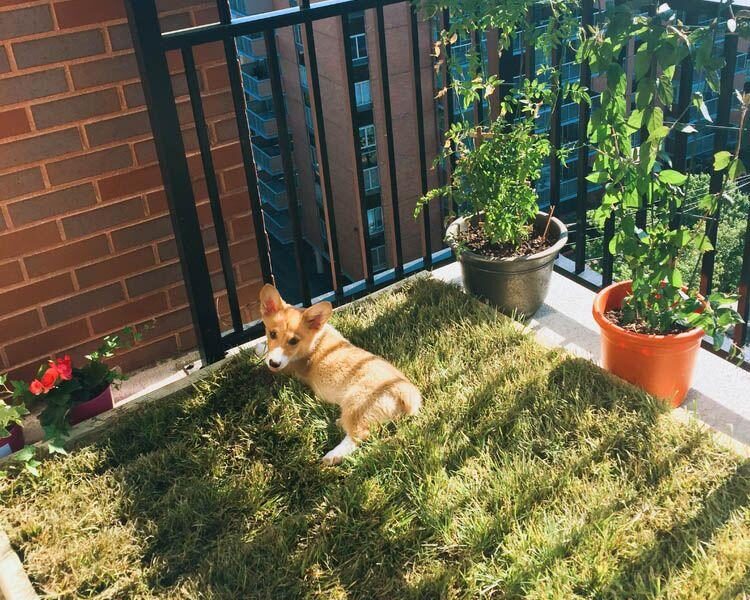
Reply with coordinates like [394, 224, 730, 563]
[1, 278, 749, 599]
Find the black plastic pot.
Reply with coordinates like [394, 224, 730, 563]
[446, 212, 568, 317]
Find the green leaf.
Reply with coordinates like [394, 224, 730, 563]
[658, 170, 688, 185]
[586, 171, 609, 184]
[668, 268, 683, 288]
[713, 151, 732, 171]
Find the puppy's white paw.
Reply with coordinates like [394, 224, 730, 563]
[321, 435, 357, 466]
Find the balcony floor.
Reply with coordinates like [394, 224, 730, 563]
[2, 276, 749, 597]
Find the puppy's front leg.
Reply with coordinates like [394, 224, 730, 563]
[322, 435, 357, 465]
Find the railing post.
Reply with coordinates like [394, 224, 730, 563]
[700, 29, 739, 296]
[125, 0, 224, 365]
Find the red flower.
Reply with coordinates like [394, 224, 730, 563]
[38, 366, 59, 393]
[29, 380, 45, 395]
[54, 355, 72, 381]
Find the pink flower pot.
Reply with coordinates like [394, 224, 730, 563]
[69, 385, 114, 425]
[0, 424, 25, 458]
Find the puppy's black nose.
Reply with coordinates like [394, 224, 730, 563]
[268, 359, 281, 369]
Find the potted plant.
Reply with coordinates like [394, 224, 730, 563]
[579, 3, 745, 406]
[0, 374, 29, 458]
[417, 116, 568, 316]
[10, 329, 135, 446]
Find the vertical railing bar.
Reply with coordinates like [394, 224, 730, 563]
[411, 4, 432, 267]
[264, 29, 312, 306]
[602, 215, 615, 286]
[375, 4, 404, 278]
[301, 4, 345, 301]
[215, 0, 273, 285]
[700, 29, 739, 296]
[670, 9, 694, 231]
[442, 8, 457, 215]
[473, 29, 485, 126]
[574, 0, 593, 274]
[548, 19, 562, 212]
[736, 198, 750, 347]
[182, 47, 243, 334]
[125, 0, 223, 364]
[341, 13, 375, 284]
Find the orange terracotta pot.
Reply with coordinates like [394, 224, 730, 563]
[592, 280, 703, 407]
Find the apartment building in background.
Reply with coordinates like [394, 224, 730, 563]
[230, 0, 443, 303]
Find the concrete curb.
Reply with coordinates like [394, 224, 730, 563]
[0, 530, 38, 600]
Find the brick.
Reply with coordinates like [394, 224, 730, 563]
[91, 291, 168, 334]
[123, 74, 188, 108]
[54, 0, 126, 29]
[114, 335, 178, 373]
[231, 215, 254, 240]
[214, 118, 238, 143]
[0, 5, 53, 40]
[0, 47, 8, 74]
[125, 262, 182, 297]
[76, 246, 155, 288]
[43, 282, 124, 325]
[167, 284, 186, 307]
[98, 165, 162, 201]
[13, 30, 105, 69]
[0, 261, 24, 286]
[161, 11, 192, 32]
[0, 168, 44, 202]
[205, 64, 229, 91]
[0, 273, 74, 316]
[146, 190, 168, 215]
[32, 88, 121, 130]
[8, 183, 97, 226]
[85, 110, 150, 147]
[70, 54, 138, 89]
[137, 306, 191, 341]
[178, 327, 196, 351]
[0, 128, 81, 171]
[46, 144, 131, 186]
[111, 215, 172, 250]
[24, 234, 110, 278]
[134, 139, 157, 165]
[157, 239, 177, 261]
[0, 108, 31, 139]
[0, 310, 41, 345]
[107, 23, 132, 52]
[0, 69, 68, 107]
[0, 221, 61, 261]
[62, 197, 144, 238]
[237, 259, 260, 283]
[6, 319, 89, 364]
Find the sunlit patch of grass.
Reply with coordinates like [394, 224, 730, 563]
[1, 278, 748, 599]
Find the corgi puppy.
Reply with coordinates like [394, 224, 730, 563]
[259, 284, 422, 465]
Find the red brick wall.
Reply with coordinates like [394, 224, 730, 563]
[0, 0, 263, 380]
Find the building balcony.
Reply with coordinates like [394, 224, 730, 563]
[258, 174, 288, 211]
[263, 207, 292, 244]
[241, 63, 272, 100]
[236, 34, 266, 60]
[253, 140, 283, 176]
[246, 105, 278, 139]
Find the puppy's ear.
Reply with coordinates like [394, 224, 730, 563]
[303, 301, 332, 330]
[259, 284, 284, 317]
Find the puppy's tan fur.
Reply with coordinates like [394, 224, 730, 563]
[259, 284, 421, 464]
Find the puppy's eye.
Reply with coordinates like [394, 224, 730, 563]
[288, 337, 299, 346]
[269, 330, 277, 340]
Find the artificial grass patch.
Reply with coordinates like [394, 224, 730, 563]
[1, 278, 748, 599]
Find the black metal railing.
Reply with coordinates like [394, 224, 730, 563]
[125, 0, 750, 368]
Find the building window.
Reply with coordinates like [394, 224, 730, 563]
[293, 24, 303, 47]
[359, 124, 376, 150]
[371, 244, 387, 271]
[363, 166, 380, 192]
[355, 80, 371, 108]
[350, 33, 368, 63]
[367, 206, 384, 235]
